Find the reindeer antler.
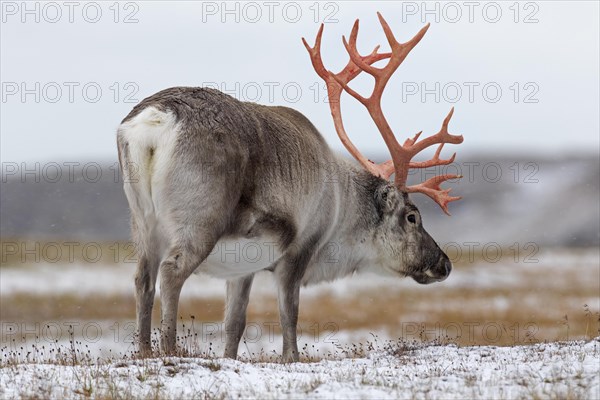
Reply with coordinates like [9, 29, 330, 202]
[302, 13, 464, 215]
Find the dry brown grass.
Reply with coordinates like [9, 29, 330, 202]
[2, 286, 597, 347]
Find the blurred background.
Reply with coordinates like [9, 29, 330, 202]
[1, 1, 598, 358]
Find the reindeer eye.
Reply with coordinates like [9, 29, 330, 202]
[407, 213, 417, 224]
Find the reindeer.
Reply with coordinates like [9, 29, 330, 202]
[117, 13, 464, 362]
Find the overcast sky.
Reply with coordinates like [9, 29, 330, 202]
[1, 1, 599, 164]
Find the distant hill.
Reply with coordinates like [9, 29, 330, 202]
[1, 155, 598, 247]
[1, 163, 130, 241]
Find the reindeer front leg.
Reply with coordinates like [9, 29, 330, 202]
[275, 237, 320, 363]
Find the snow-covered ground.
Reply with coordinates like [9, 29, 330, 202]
[1, 339, 598, 399]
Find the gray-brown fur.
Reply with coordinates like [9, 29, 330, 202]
[117, 87, 451, 361]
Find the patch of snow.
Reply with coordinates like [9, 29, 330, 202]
[1, 339, 597, 399]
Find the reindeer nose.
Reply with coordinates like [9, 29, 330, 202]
[443, 259, 452, 276]
[424, 256, 452, 282]
[432, 256, 452, 281]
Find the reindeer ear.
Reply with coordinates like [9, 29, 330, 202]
[374, 184, 400, 216]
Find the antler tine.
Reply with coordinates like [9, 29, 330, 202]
[395, 107, 463, 188]
[408, 107, 463, 156]
[342, 20, 379, 77]
[404, 131, 422, 147]
[378, 12, 430, 65]
[303, 24, 391, 86]
[341, 14, 430, 98]
[374, 13, 430, 90]
[301, 24, 328, 81]
[407, 174, 463, 216]
[408, 143, 456, 169]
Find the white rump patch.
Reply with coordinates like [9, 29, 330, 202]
[119, 107, 179, 227]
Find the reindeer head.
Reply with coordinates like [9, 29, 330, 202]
[303, 13, 463, 284]
[370, 184, 453, 283]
